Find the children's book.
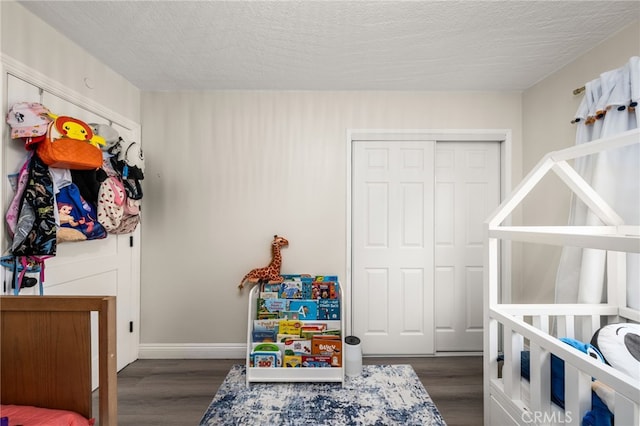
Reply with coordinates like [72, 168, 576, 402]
[280, 310, 301, 320]
[257, 298, 287, 318]
[283, 355, 302, 368]
[311, 337, 342, 366]
[281, 274, 313, 281]
[313, 275, 339, 282]
[283, 339, 312, 355]
[279, 319, 303, 335]
[300, 276, 313, 299]
[262, 298, 287, 313]
[277, 333, 302, 342]
[252, 330, 276, 342]
[300, 329, 324, 339]
[318, 298, 340, 320]
[301, 355, 333, 368]
[312, 281, 338, 299]
[288, 300, 318, 320]
[312, 336, 342, 352]
[261, 282, 283, 293]
[300, 323, 327, 332]
[253, 319, 280, 332]
[280, 281, 303, 299]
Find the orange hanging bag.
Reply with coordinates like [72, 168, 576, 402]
[37, 118, 103, 170]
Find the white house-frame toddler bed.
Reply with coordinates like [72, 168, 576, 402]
[484, 129, 640, 426]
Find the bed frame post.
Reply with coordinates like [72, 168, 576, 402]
[99, 296, 118, 425]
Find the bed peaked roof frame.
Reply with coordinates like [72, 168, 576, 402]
[486, 128, 639, 252]
[484, 127, 640, 320]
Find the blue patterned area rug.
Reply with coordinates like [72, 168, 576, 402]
[199, 364, 447, 426]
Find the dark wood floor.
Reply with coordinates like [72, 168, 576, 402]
[94, 356, 483, 425]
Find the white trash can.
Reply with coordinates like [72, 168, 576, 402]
[344, 335, 362, 377]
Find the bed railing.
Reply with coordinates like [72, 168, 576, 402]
[488, 305, 639, 426]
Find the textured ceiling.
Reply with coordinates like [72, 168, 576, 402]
[17, 1, 640, 91]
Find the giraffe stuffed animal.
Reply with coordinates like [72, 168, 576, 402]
[238, 235, 289, 290]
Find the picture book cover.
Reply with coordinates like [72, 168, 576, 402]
[300, 329, 324, 339]
[252, 330, 276, 342]
[277, 333, 303, 342]
[313, 275, 339, 282]
[300, 323, 327, 333]
[283, 339, 312, 355]
[259, 292, 279, 299]
[280, 310, 302, 320]
[300, 276, 314, 299]
[318, 298, 340, 320]
[280, 281, 303, 299]
[288, 300, 318, 320]
[280, 274, 313, 281]
[253, 319, 281, 332]
[301, 355, 333, 368]
[312, 337, 343, 357]
[279, 319, 303, 335]
[283, 355, 302, 368]
[261, 282, 283, 293]
[311, 281, 338, 300]
[259, 298, 287, 314]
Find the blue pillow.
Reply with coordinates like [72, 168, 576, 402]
[518, 337, 612, 426]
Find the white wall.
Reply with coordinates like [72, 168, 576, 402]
[519, 21, 640, 303]
[0, 1, 140, 122]
[140, 90, 523, 346]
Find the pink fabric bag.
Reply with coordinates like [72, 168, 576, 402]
[97, 176, 126, 232]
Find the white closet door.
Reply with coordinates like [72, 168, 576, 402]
[434, 142, 500, 351]
[352, 140, 435, 355]
[351, 139, 500, 355]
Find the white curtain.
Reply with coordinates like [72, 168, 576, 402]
[555, 56, 640, 309]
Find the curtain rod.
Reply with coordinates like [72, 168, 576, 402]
[573, 86, 585, 96]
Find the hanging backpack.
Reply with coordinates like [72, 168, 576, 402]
[56, 183, 107, 241]
[7, 153, 57, 294]
[109, 138, 144, 199]
[5, 153, 32, 238]
[97, 176, 126, 232]
[11, 154, 57, 257]
[111, 198, 141, 234]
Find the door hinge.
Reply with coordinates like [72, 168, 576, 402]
[129, 321, 133, 333]
[129, 236, 134, 247]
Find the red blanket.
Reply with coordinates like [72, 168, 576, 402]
[0, 404, 94, 426]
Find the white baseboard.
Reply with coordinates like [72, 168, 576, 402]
[137, 343, 246, 359]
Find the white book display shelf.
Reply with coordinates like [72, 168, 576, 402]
[245, 280, 345, 385]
